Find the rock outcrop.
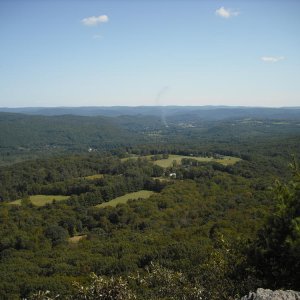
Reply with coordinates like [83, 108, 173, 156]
[241, 288, 300, 300]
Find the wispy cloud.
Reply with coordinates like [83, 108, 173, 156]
[261, 56, 285, 63]
[81, 15, 109, 26]
[92, 34, 103, 40]
[215, 7, 240, 18]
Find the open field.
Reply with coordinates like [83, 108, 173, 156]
[10, 195, 69, 206]
[153, 154, 241, 168]
[96, 190, 154, 208]
[68, 235, 87, 243]
[152, 177, 173, 182]
[120, 155, 139, 162]
[83, 174, 104, 180]
[123, 154, 240, 168]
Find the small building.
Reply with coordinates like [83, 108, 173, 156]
[169, 172, 176, 178]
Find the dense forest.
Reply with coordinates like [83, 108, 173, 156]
[0, 108, 299, 299]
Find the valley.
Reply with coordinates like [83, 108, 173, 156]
[0, 107, 299, 298]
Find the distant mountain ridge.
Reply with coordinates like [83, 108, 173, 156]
[1, 106, 300, 120]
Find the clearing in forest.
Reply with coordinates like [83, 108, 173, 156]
[122, 154, 240, 168]
[96, 190, 154, 208]
[10, 195, 69, 206]
[120, 154, 139, 162]
[152, 154, 240, 168]
[83, 174, 104, 180]
[68, 235, 87, 243]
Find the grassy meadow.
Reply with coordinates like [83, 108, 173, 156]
[83, 174, 104, 180]
[96, 190, 154, 208]
[122, 154, 240, 168]
[68, 235, 87, 243]
[153, 154, 240, 168]
[10, 195, 69, 206]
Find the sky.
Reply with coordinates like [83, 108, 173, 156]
[0, 0, 299, 107]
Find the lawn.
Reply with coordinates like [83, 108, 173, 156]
[10, 195, 69, 206]
[96, 190, 154, 208]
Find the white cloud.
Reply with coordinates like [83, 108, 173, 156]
[215, 7, 240, 18]
[261, 56, 285, 63]
[81, 15, 109, 26]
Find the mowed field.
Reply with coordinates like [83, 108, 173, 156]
[10, 195, 69, 206]
[96, 190, 154, 208]
[122, 154, 240, 168]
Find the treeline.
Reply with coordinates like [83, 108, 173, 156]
[0, 154, 118, 200]
[0, 155, 168, 207]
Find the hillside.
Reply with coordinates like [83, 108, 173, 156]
[1, 106, 300, 120]
[0, 151, 299, 298]
[0, 111, 299, 298]
[1, 109, 300, 166]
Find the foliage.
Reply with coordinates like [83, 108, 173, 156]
[71, 273, 136, 300]
[27, 264, 203, 300]
[198, 233, 258, 300]
[25, 290, 59, 300]
[0, 114, 299, 298]
[132, 262, 203, 299]
[250, 158, 300, 289]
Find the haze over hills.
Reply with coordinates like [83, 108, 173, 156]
[1, 106, 300, 120]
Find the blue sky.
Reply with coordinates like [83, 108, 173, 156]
[0, 0, 299, 107]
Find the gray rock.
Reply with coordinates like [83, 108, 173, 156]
[241, 288, 300, 300]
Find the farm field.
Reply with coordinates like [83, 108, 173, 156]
[10, 194, 69, 206]
[152, 154, 241, 168]
[124, 154, 240, 168]
[96, 190, 154, 208]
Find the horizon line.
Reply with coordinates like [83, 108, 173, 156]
[1, 105, 300, 109]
